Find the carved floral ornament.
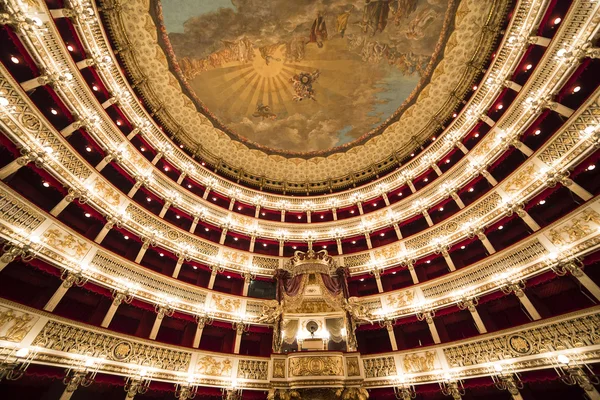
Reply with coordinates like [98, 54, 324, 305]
[3, 0, 583, 210]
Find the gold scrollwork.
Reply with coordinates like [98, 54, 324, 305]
[289, 356, 344, 377]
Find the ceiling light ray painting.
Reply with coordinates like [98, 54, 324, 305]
[156, 0, 456, 154]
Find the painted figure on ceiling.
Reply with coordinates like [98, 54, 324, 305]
[362, 0, 392, 35]
[309, 11, 328, 48]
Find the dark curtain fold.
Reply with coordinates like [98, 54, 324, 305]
[284, 275, 304, 297]
[321, 273, 341, 295]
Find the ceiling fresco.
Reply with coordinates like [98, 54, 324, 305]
[156, 0, 456, 154]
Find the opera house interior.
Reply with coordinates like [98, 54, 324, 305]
[0, 0, 600, 399]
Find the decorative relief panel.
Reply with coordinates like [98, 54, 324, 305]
[210, 294, 241, 313]
[443, 312, 600, 367]
[346, 357, 361, 377]
[0, 305, 38, 343]
[237, 359, 268, 380]
[385, 290, 415, 310]
[502, 164, 538, 196]
[362, 356, 397, 378]
[546, 209, 600, 247]
[272, 359, 286, 378]
[196, 355, 232, 377]
[402, 351, 437, 373]
[32, 321, 191, 371]
[252, 256, 279, 271]
[288, 356, 344, 377]
[90, 178, 122, 207]
[343, 254, 372, 269]
[41, 224, 90, 261]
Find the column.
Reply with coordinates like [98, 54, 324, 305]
[481, 115, 495, 127]
[94, 219, 115, 244]
[336, 239, 343, 255]
[481, 169, 498, 186]
[219, 228, 228, 245]
[189, 216, 199, 234]
[60, 120, 85, 138]
[456, 142, 468, 154]
[0, 156, 30, 180]
[95, 154, 114, 172]
[460, 300, 487, 334]
[20, 75, 50, 91]
[151, 152, 163, 165]
[172, 256, 185, 279]
[364, 233, 373, 249]
[306, 210, 311, 223]
[431, 164, 442, 176]
[127, 128, 140, 140]
[249, 236, 256, 252]
[476, 230, 496, 254]
[101, 97, 118, 109]
[515, 207, 541, 232]
[208, 266, 218, 289]
[419, 311, 440, 344]
[555, 261, 600, 301]
[233, 323, 246, 354]
[158, 201, 171, 218]
[134, 238, 151, 263]
[393, 224, 403, 240]
[149, 306, 171, 340]
[561, 177, 593, 201]
[332, 208, 338, 221]
[176, 172, 187, 185]
[357, 202, 364, 215]
[547, 101, 574, 118]
[406, 262, 419, 284]
[422, 209, 434, 227]
[528, 36, 550, 47]
[382, 193, 390, 206]
[193, 317, 209, 348]
[75, 59, 94, 71]
[383, 320, 398, 351]
[44, 273, 82, 312]
[127, 181, 143, 198]
[254, 205, 261, 218]
[279, 240, 284, 257]
[506, 284, 541, 320]
[281, 210, 286, 222]
[243, 273, 252, 296]
[441, 249, 456, 272]
[50, 190, 78, 217]
[407, 180, 416, 193]
[450, 191, 465, 209]
[101, 292, 129, 328]
[371, 269, 383, 293]
[512, 141, 534, 157]
[228, 198, 235, 211]
[202, 187, 210, 200]
[504, 80, 523, 92]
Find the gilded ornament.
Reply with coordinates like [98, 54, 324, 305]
[289, 356, 344, 377]
[211, 295, 241, 313]
[507, 334, 532, 355]
[111, 340, 133, 361]
[196, 355, 232, 376]
[273, 359, 286, 378]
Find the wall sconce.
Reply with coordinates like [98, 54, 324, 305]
[552, 354, 599, 394]
[63, 357, 101, 393]
[490, 363, 523, 396]
[0, 347, 37, 381]
[175, 374, 198, 399]
[393, 375, 416, 399]
[124, 367, 151, 397]
[439, 373, 465, 399]
[222, 381, 243, 400]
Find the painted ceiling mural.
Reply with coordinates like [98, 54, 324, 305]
[155, 0, 456, 154]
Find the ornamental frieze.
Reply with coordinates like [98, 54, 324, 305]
[0, 305, 38, 343]
[288, 355, 344, 377]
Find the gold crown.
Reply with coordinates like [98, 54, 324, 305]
[284, 245, 337, 276]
